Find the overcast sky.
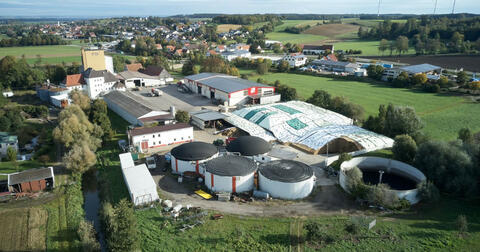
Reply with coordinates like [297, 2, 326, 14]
[0, 0, 478, 17]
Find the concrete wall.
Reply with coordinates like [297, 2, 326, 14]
[171, 152, 219, 175]
[339, 157, 426, 204]
[259, 174, 315, 200]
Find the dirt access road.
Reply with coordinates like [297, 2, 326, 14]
[152, 166, 359, 217]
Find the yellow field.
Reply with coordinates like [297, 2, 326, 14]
[216, 24, 242, 33]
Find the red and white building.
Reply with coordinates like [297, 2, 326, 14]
[184, 73, 279, 106]
[127, 123, 193, 153]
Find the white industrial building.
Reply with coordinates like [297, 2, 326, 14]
[103, 91, 175, 126]
[226, 136, 274, 163]
[170, 142, 219, 175]
[311, 60, 359, 73]
[119, 153, 160, 206]
[128, 123, 193, 153]
[224, 101, 393, 155]
[184, 73, 279, 106]
[118, 70, 163, 88]
[382, 63, 442, 81]
[283, 53, 307, 67]
[204, 156, 257, 193]
[221, 50, 251, 61]
[302, 44, 334, 55]
[83, 68, 119, 99]
[258, 160, 315, 200]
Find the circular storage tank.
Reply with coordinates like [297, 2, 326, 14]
[170, 142, 219, 175]
[259, 160, 315, 200]
[340, 157, 426, 204]
[226, 136, 271, 156]
[204, 156, 257, 193]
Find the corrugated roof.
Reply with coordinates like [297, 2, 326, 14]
[118, 70, 158, 80]
[190, 110, 226, 121]
[8, 167, 53, 185]
[399, 64, 442, 74]
[184, 73, 270, 93]
[103, 91, 156, 119]
[129, 123, 192, 137]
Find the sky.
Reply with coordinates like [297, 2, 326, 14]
[0, 0, 478, 17]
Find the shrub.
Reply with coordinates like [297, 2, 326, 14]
[330, 153, 352, 171]
[367, 184, 400, 208]
[78, 220, 100, 252]
[392, 134, 417, 163]
[345, 216, 372, 234]
[304, 222, 336, 244]
[417, 181, 440, 202]
[175, 110, 190, 123]
[457, 215, 468, 233]
[213, 139, 224, 146]
[6, 146, 16, 162]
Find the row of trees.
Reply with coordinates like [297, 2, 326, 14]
[306, 90, 365, 123]
[0, 33, 67, 47]
[213, 14, 281, 25]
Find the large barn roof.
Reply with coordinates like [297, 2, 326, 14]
[206, 156, 257, 176]
[399, 64, 442, 74]
[224, 101, 393, 152]
[8, 167, 53, 185]
[259, 160, 313, 183]
[103, 91, 163, 119]
[171, 142, 218, 161]
[184, 73, 270, 93]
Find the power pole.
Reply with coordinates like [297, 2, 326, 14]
[434, 0, 438, 15]
[377, 0, 382, 17]
[452, 0, 457, 14]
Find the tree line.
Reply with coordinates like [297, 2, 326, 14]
[213, 14, 281, 25]
[0, 33, 67, 47]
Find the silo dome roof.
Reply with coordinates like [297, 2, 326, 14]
[171, 142, 218, 161]
[206, 156, 257, 176]
[226, 136, 271, 156]
[259, 160, 313, 183]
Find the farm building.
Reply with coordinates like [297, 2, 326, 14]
[7, 167, 55, 193]
[382, 63, 442, 81]
[302, 44, 334, 55]
[311, 60, 359, 73]
[190, 109, 227, 129]
[224, 101, 393, 155]
[283, 53, 307, 67]
[117, 70, 163, 88]
[258, 160, 315, 200]
[103, 91, 175, 126]
[119, 153, 160, 206]
[221, 50, 251, 61]
[0, 132, 18, 157]
[128, 123, 193, 153]
[226, 136, 273, 163]
[139, 65, 174, 84]
[170, 142, 219, 175]
[184, 73, 280, 106]
[204, 155, 257, 193]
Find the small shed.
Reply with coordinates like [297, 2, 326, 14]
[190, 110, 227, 129]
[8, 167, 55, 193]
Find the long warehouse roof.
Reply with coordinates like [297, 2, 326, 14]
[184, 73, 270, 93]
[103, 91, 166, 119]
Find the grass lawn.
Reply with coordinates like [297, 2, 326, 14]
[25, 55, 81, 65]
[0, 44, 81, 58]
[0, 160, 45, 180]
[247, 73, 480, 140]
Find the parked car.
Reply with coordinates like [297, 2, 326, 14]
[146, 156, 156, 169]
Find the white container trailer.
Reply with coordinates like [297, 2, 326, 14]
[119, 153, 160, 206]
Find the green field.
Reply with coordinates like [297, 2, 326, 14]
[0, 44, 82, 65]
[248, 73, 480, 140]
[334, 40, 415, 56]
[265, 20, 326, 44]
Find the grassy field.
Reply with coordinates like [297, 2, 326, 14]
[265, 20, 326, 44]
[334, 40, 415, 56]
[248, 73, 480, 140]
[304, 23, 360, 40]
[216, 24, 242, 33]
[0, 44, 82, 65]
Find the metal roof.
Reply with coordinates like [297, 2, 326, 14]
[311, 60, 357, 68]
[190, 110, 226, 122]
[103, 91, 156, 119]
[206, 156, 257, 176]
[226, 136, 271, 156]
[118, 70, 158, 80]
[259, 160, 313, 183]
[185, 73, 270, 93]
[399, 64, 442, 74]
[171, 142, 218, 161]
[129, 123, 192, 137]
[8, 167, 53, 185]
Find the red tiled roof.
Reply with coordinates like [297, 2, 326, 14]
[64, 74, 85, 87]
[125, 63, 143, 72]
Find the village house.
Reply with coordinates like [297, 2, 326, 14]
[283, 53, 307, 67]
[127, 123, 193, 153]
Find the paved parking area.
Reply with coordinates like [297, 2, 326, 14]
[130, 84, 217, 112]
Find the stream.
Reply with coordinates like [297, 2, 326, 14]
[82, 170, 107, 251]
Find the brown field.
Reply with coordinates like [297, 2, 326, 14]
[0, 208, 47, 251]
[364, 55, 480, 72]
[304, 23, 360, 39]
[216, 24, 242, 33]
